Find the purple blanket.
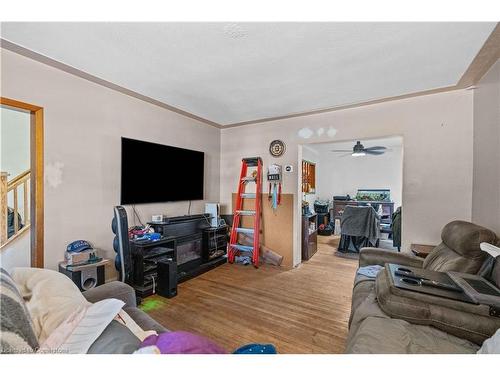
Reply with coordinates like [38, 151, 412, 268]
[141, 331, 226, 354]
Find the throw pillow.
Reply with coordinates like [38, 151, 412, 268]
[0, 268, 39, 353]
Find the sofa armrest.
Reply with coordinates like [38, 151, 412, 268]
[359, 247, 424, 268]
[83, 281, 137, 308]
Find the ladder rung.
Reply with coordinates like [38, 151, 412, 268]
[241, 176, 256, 182]
[236, 210, 256, 216]
[236, 228, 255, 234]
[240, 193, 256, 198]
[230, 244, 254, 252]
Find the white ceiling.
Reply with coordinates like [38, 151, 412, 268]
[1, 22, 496, 126]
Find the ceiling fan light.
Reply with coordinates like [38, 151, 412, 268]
[352, 151, 366, 157]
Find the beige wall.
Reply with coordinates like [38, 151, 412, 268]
[472, 59, 500, 235]
[221, 90, 474, 265]
[0, 48, 221, 275]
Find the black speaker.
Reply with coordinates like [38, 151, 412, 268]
[59, 264, 105, 291]
[112, 206, 132, 283]
[157, 259, 177, 298]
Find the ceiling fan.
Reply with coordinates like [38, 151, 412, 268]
[330, 141, 387, 157]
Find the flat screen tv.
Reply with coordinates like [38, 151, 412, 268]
[120, 137, 204, 204]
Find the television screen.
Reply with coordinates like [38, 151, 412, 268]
[120, 137, 204, 204]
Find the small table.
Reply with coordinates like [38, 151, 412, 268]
[410, 244, 435, 258]
[58, 259, 110, 291]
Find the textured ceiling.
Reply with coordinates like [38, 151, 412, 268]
[1, 22, 496, 125]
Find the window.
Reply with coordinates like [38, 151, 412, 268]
[302, 160, 316, 194]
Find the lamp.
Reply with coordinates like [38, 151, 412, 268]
[352, 150, 366, 157]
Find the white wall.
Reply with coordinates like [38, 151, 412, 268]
[0, 48, 221, 275]
[1, 107, 31, 222]
[472, 59, 500, 235]
[221, 90, 474, 265]
[1, 107, 31, 179]
[0, 235, 30, 271]
[0, 106, 32, 271]
[312, 138, 403, 208]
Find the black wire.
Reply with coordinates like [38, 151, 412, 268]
[132, 205, 144, 227]
[188, 200, 192, 215]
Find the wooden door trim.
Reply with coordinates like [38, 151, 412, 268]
[0, 97, 44, 268]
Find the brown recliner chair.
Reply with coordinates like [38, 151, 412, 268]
[350, 220, 498, 331]
[346, 221, 500, 353]
[358, 220, 497, 274]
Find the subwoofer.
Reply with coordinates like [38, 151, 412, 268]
[157, 259, 177, 298]
[112, 206, 132, 283]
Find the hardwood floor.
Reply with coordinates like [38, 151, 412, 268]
[141, 235, 358, 353]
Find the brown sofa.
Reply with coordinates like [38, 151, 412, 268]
[345, 220, 499, 354]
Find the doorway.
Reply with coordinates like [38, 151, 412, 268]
[297, 136, 403, 262]
[0, 97, 44, 268]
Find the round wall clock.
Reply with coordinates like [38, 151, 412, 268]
[269, 139, 286, 157]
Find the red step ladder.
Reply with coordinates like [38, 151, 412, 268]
[228, 157, 262, 268]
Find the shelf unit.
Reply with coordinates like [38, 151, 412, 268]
[302, 213, 318, 261]
[130, 236, 176, 298]
[202, 225, 228, 263]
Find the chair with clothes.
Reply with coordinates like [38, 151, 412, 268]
[338, 205, 380, 253]
[391, 206, 401, 251]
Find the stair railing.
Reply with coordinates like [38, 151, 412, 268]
[0, 169, 31, 246]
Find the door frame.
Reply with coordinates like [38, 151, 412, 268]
[0, 97, 44, 268]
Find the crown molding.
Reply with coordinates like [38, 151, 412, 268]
[222, 85, 460, 128]
[457, 22, 500, 88]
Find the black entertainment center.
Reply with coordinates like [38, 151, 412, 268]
[129, 214, 228, 298]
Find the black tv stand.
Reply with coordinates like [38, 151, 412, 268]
[140, 214, 227, 293]
[129, 236, 176, 298]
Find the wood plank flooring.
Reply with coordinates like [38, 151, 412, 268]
[141, 235, 357, 353]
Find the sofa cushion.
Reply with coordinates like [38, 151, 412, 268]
[375, 268, 500, 345]
[423, 221, 496, 273]
[440, 221, 497, 257]
[83, 281, 137, 308]
[87, 320, 141, 354]
[345, 316, 479, 354]
[491, 258, 500, 288]
[349, 276, 376, 327]
[0, 268, 39, 353]
[124, 307, 168, 333]
[423, 243, 487, 274]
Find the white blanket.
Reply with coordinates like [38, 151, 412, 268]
[12, 267, 90, 343]
[39, 299, 125, 354]
[12, 267, 155, 353]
